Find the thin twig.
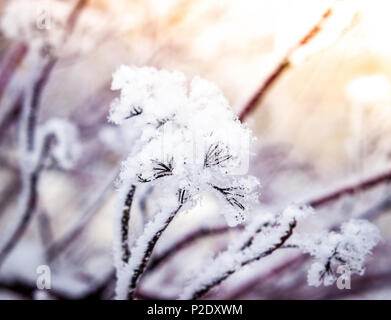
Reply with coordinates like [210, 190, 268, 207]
[121, 185, 136, 264]
[238, 7, 333, 121]
[308, 169, 391, 208]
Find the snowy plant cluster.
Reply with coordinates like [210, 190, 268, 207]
[108, 66, 381, 300]
[109, 66, 260, 227]
[288, 219, 381, 287]
[109, 66, 260, 299]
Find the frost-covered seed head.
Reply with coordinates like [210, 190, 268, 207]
[110, 66, 260, 226]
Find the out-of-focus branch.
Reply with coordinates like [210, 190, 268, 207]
[224, 254, 305, 300]
[238, 7, 333, 121]
[147, 225, 237, 272]
[0, 0, 89, 269]
[65, 0, 89, 37]
[25, 58, 57, 151]
[0, 278, 69, 300]
[361, 194, 391, 220]
[38, 210, 54, 262]
[0, 134, 56, 267]
[0, 41, 28, 100]
[47, 170, 117, 262]
[308, 169, 391, 208]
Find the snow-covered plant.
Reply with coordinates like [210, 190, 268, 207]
[180, 204, 308, 299]
[180, 206, 381, 299]
[287, 219, 381, 287]
[108, 66, 381, 301]
[109, 66, 259, 299]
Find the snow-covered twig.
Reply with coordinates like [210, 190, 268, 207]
[180, 210, 298, 300]
[119, 185, 136, 264]
[124, 204, 183, 300]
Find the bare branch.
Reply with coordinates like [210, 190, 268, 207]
[309, 169, 391, 208]
[238, 7, 333, 121]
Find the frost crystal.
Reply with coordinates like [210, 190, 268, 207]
[110, 66, 259, 226]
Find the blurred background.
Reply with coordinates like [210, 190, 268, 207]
[0, 0, 390, 300]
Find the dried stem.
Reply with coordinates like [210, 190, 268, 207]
[120, 185, 136, 264]
[238, 7, 333, 121]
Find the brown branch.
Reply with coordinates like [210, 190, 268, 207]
[238, 7, 333, 121]
[308, 169, 391, 208]
[0, 42, 28, 100]
[65, 0, 89, 37]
